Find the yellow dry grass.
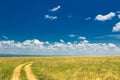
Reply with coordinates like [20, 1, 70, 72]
[0, 56, 120, 80]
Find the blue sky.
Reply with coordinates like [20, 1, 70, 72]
[0, 0, 120, 55]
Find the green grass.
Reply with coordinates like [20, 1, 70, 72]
[0, 56, 120, 80]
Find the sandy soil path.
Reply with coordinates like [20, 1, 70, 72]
[24, 63, 37, 80]
[11, 63, 26, 80]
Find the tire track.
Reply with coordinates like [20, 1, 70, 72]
[24, 63, 37, 80]
[11, 63, 26, 80]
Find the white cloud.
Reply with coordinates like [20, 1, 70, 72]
[69, 34, 77, 38]
[2, 36, 8, 39]
[49, 5, 61, 12]
[85, 17, 91, 20]
[112, 22, 120, 32]
[78, 36, 86, 40]
[95, 12, 116, 21]
[118, 14, 120, 19]
[0, 39, 120, 56]
[60, 39, 64, 43]
[44, 15, 57, 20]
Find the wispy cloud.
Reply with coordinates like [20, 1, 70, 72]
[106, 35, 120, 39]
[96, 34, 120, 39]
[68, 15, 72, 18]
[78, 36, 86, 40]
[95, 36, 105, 39]
[85, 17, 91, 20]
[117, 11, 120, 14]
[44, 15, 57, 20]
[49, 5, 61, 12]
[118, 14, 120, 19]
[112, 22, 120, 32]
[95, 12, 115, 21]
[69, 34, 77, 38]
[2, 36, 8, 39]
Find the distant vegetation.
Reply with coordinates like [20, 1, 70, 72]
[0, 56, 120, 80]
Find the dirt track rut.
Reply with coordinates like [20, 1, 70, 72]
[11, 63, 26, 80]
[11, 62, 37, 80]
[24, 63, 37, 80]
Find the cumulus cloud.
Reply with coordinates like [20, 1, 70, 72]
[44, 15, 57, 20]
[95, 12, 116, 21]
[78, 36, 86, 40]
[49, 5, 61, 12]
[0, 39, 120, 56]
[69, 34, 77, 38]
[112, 22, 120, 32]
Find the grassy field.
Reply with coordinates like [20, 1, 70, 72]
[0, 56, 120, 80]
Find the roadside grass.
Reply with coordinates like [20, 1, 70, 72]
[0, 57, 23, 80]
[20, 64, 28, 80]
[31, 56, 120, 80]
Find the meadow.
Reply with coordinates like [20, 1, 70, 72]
[0, 56, 120, 80]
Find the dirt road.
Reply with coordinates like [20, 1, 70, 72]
[11, 63, 26, 80]
[11, 62, 37, 80]
[24, 63, 38, 80]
